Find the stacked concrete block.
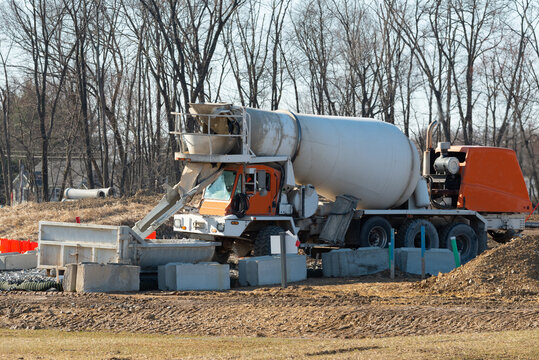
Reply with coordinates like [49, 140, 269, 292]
[75, 262, 140, 293]
[238, 256, 272, 286]
[238, 255, 307, 286]
[63, 263, 78, 292]
[322, 248, 389, 277]
[0, 251, 37, 270]
[158, 262, 230, 291]
[395, 248, 458, 275]
[158, 262, 184, 290]
[175, 262, 230, 290]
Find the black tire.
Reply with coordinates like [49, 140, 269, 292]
[254, 225, 284, 256]
[477, 229, 487, 255]
[488, 230, 518, 244]
[440, 223, 478, 264]
[397, 219, 439, 249]
[358, 216, 392, 248]
[212, 248, 231, 264]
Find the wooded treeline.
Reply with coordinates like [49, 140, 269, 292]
[0, 0, 537, 205]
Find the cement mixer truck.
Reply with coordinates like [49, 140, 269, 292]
[165, 103, 531, 264]
[36, 103, 532, 272]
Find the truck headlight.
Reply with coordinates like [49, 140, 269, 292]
[174, 219, 181, 228]
[217, 223, 225, 232]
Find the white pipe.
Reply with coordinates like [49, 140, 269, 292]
[63, 187, 115, 200]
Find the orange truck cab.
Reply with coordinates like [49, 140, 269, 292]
[199, 164, 281, 217]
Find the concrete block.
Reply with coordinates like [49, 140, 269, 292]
[157, 262, 184, 290]
[0, 252, 38, 270]
[239, 255, 307, 286]
[395, 248, 458, 275]
[76, 262, 140, 293]
[322, 248, 388, 277]
[238, 256, 272, 286]
[158, 265, 166, 290]
[175, 262, 230, 291]
[63, 263, 78, 292]
[322, 249, 352, 277]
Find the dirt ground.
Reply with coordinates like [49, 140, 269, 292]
[0, 232, 537, 339]
[0, 197, 537, 340]
[0, 272, 537, 339]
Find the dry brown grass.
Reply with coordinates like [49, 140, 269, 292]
[0, 194, 164, 241]
[0, 329, 537, 359]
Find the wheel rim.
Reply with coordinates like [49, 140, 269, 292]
[368, 226, 388, 247]
[454, 235, 470, 254]
[414, 234, 430, 248]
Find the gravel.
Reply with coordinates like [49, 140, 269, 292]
[0, 268, 52, 285]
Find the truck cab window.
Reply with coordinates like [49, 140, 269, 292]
[204, 171, 237, 200]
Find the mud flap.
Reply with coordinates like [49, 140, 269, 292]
[319, 195, 358, 246]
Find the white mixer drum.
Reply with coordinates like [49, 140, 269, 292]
[246, 109, 420, 209]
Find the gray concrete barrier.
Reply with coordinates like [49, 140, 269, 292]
[322, 248, 389, 277]
[395, 248, 458, 275]
[238, 255, 307, 286]
[159, 262, 230, 291]
[0, 252, 37, 271]
[75, 263, 140, 292]
[63, 263, 78, 292]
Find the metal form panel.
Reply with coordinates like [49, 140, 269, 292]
[38, 221, 222, 270]
[38, 221, 131, 270]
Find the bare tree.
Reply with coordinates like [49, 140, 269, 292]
[8, 0, 75, 201]
[293, 0, 337, 115]
[0, 43, 13, 205]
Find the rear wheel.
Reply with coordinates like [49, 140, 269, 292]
[488, 230, 518, 244]
[440, 223, 478, 264]
[254, 225, 284, 256]
[358, 216, 392, 248]
[397, 219, 439, 249]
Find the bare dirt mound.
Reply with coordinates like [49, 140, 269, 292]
[0, 193, 165, 241]
[419, 234, 539, 297]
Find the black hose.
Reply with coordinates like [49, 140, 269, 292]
[0, 281, 63, 291]
[232, 193, 250, 218]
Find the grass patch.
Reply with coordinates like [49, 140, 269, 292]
[0, 329, 537, 359]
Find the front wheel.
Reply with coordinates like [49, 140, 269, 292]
[253, 225, 284, 256]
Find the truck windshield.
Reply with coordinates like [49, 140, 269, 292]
[204, 170, 237, 200]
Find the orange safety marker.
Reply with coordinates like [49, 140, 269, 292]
[525, 202, 539, 223]
[0, 239, 38, 254]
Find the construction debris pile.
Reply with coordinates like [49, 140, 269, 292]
[0, 269, 50, 285]
[0, 269, 61, 291]
[419, 234, 539, 297]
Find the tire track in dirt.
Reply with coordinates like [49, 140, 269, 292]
[0, 287, 537, 338]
